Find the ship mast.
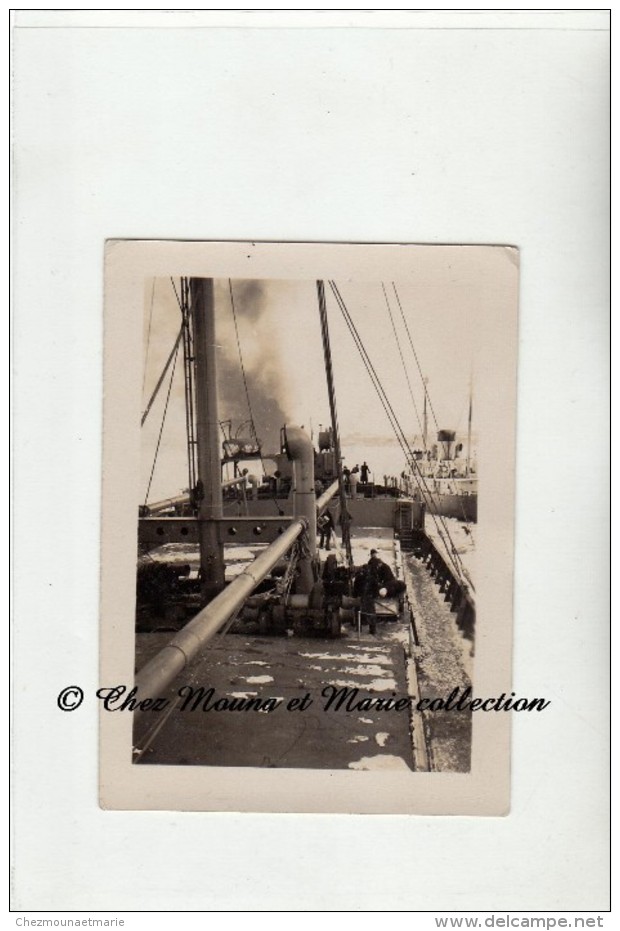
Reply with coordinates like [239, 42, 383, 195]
[190, 278, 225, 600]
[422, 376, 429, 450]
[466, 380, 473, 477]
[316, 279, 353, 569]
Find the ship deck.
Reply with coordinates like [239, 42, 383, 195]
[133, 625, 414, 770]
[133, 526, 472, 772]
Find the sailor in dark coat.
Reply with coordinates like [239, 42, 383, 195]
[317, 509, 335, 550]
[359, 561, 380, 635]
[367, 549, 407, 605]
[342, 466, 351, 495]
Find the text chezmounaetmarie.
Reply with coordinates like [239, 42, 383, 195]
[96, 684, 550, 714]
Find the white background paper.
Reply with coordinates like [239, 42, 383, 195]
[12, 9, 609, 913]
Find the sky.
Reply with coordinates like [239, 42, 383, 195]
[140, 270, 483, 503]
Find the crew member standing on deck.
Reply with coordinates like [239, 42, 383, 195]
[349, 465, 360, 499]
[317, 509, 335, 550]
[360, 461, 370, 484]
[342, 465, 351, 495]
[360, 558, 379, 635]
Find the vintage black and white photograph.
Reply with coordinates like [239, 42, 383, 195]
[13, 7, 608, 912]
[100, 240, 518, 812]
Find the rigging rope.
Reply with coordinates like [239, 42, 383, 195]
[141, 324, 184, 428]
[143, 340, 181, 506]
[169, 276, 183, 313]
[384, 284, 473, 560]
[328, 281, 471, 589]
[391, 281, 476, 531]
[142, 279, 156, 398]
[381, 282, 424, 439]
[391, 282, 439, 434]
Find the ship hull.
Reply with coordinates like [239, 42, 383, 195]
[223, 493, 424, 529]
[422, 492, 477, 523]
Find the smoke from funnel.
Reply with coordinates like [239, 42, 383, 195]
[216, 279, 289, 454]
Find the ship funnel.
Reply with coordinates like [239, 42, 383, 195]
[282, 425, 317, 593]
[437, 429, 456, 461]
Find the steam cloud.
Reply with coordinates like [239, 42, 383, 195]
[216, 279, 289, 456]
